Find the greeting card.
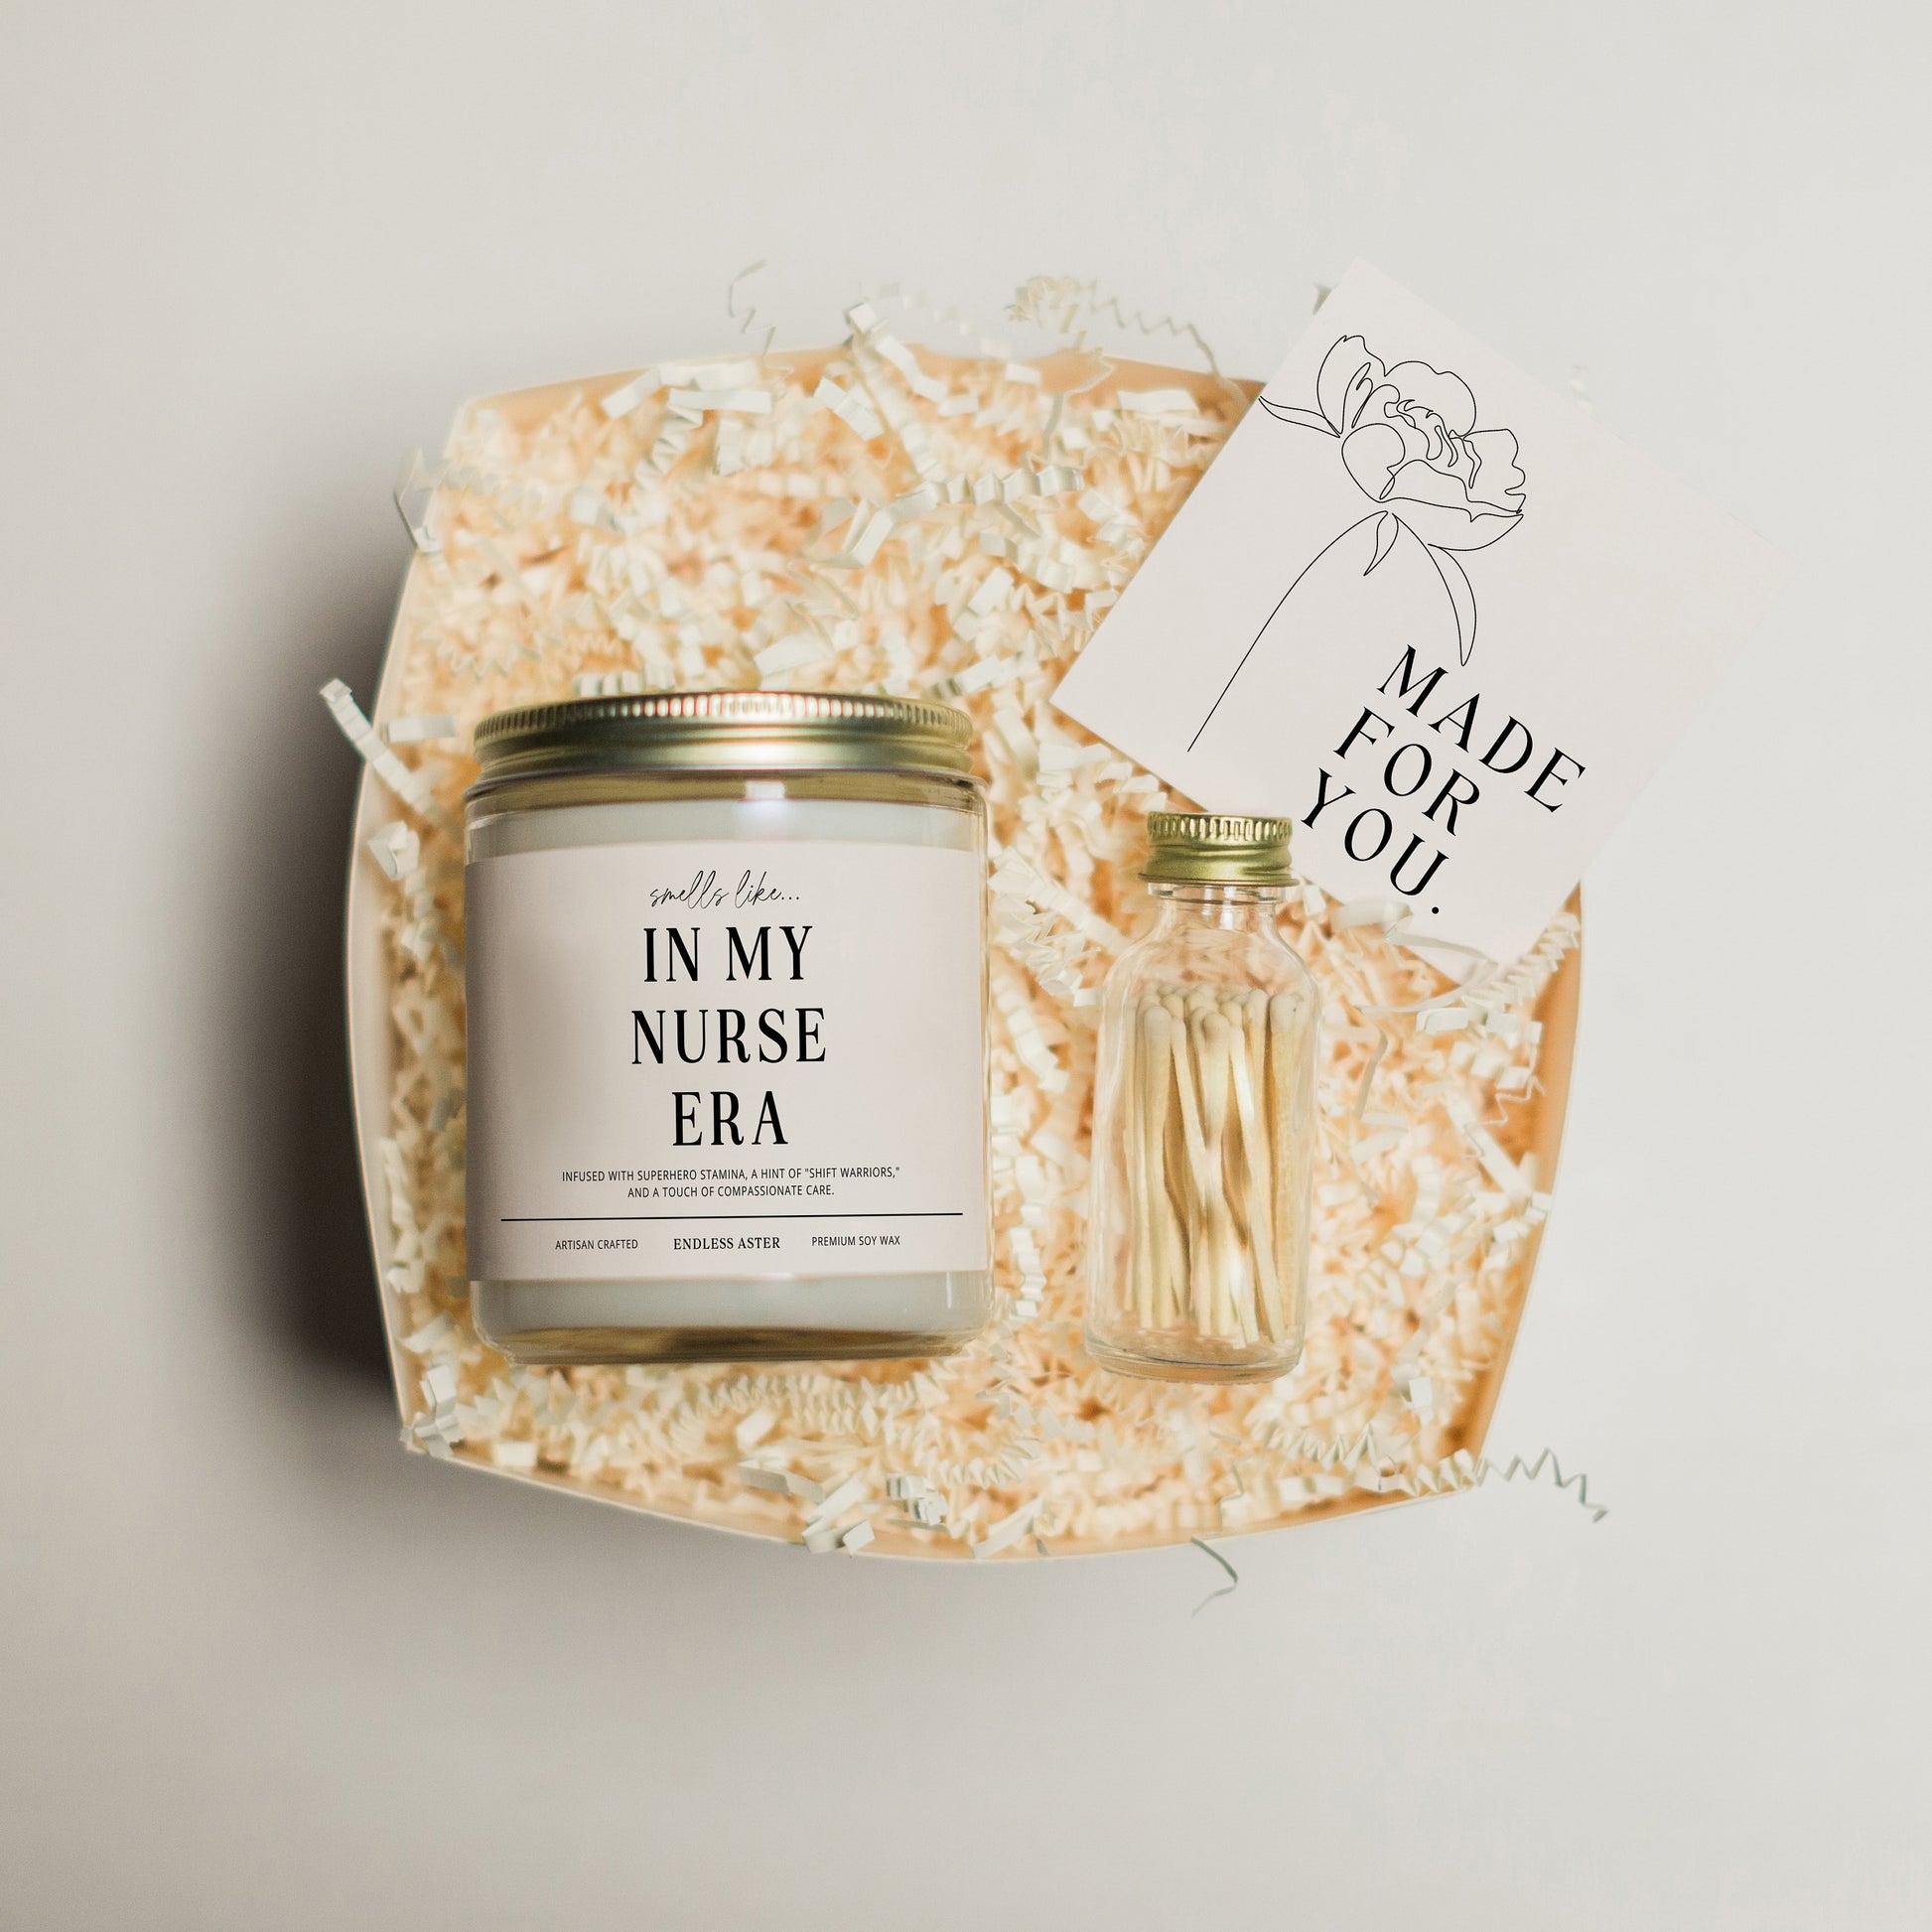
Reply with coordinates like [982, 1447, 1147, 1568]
[1052, 261, 1789, 961]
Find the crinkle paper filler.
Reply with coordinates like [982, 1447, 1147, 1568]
[332, 277, 1592, 1558]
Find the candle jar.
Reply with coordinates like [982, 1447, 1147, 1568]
[462, 690, 991, 1367]
[1084, 814, 1317, 1382]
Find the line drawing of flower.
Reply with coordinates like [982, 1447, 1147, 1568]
[1259, 334, 1527, 655]
[1188, 336, 1527, 753]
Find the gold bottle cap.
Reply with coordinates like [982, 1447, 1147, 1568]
[471, 688, 976, 785]
[1141, 811, 1295, 887]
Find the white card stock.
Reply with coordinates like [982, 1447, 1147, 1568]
[1053, 261, 1789, 962]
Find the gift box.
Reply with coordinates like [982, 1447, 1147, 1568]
[336, 305, 1584, 1558]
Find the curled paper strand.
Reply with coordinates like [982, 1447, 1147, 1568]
[1189, 1537, 1240, 1614]
[322, 681, 457, 838]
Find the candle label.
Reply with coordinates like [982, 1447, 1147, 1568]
[466, 838, 988, 1281]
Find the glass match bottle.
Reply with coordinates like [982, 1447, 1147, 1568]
[1084, 813, 1317, 1382]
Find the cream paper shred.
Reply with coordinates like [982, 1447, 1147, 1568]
[337, 282, 1589, 1557]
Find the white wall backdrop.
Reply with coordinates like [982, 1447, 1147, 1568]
[3, 4, 1926, 1926]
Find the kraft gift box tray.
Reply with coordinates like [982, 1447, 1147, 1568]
[343, 341, 1582, 1558]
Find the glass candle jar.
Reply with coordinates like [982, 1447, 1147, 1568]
[463, 690, 991, 1366]
[1084, 813, 1317, 1382]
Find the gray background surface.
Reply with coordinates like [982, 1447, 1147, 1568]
[3, 4, 1927, 1926]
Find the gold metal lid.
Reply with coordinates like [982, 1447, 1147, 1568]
[1141, 811, 1295, 887]
[470, 688, 977, 786]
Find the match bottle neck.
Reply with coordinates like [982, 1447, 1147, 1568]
[1146, 884, 1290, 938]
